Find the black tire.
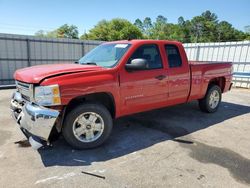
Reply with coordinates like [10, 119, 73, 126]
[62, 102, 113, 149]
[199, 84, 222, 113]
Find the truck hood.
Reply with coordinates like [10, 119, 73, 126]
[14, 63, 105, 83]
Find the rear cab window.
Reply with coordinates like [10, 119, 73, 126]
[165, 45, 182, 68]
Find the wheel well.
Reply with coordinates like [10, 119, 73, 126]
[66, 92, 116, 118]
[208, 77, 226, 92]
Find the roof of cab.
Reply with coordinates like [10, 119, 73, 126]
[103, 39, 183, 46]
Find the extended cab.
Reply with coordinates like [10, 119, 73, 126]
[10, 40, 233, 149]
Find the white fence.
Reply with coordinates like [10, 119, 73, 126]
[184, 41, 250, 88]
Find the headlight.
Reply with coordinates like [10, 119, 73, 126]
[34, 85, 61, 106]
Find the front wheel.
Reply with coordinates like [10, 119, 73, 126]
[62, 102, 113, 149]
[199, 85, 222, 113]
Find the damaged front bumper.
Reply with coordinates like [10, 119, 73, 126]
[10, 91, 60, 149]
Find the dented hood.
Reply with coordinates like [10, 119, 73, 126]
[14, 63, 104, 83]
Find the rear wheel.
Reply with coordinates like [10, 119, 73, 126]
[62, 102, 113, 149]
[199, 85, 222, 113]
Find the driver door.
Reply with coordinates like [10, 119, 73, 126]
[119, 44, 168, 115]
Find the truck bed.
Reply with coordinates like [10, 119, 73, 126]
[188, 61, 232, 101]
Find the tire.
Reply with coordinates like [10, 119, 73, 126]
[62, 102, 113, 149]
[199, 84, 222, 113]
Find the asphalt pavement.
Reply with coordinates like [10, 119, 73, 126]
[0, 88, 250, 188]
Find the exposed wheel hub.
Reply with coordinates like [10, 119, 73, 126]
[86, 124, 92, 129]
[209, 90, 220, 109]
[72, 112, 104, 143]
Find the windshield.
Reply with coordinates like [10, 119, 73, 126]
[79, 43, 131, 67]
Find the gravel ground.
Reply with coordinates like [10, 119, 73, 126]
[0, 88, 250, 188]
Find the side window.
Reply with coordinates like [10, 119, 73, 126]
[165, 45, 182, 68]
[128, 44, 163, 69]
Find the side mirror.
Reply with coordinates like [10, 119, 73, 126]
[125, 58, 147, 71]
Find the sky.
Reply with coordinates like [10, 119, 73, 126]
[0, 0, 249, 36]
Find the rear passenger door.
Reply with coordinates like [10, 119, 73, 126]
[164, 44, 190, 104]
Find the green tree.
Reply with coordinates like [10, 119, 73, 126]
[134, 19, 144, 33]
[244, 26, 250, 40]
[133, 10, 250, 42]
[178, 16, 185, 26]
[190, 11, 218, 42]
[245, 26, 250, 34]
[81, 18, 143, 41]
[190, 16, 205, 42]
[35, 24, 79, 39]
[56, 24, 79, 39]
[156, 15, 167, 25]
[143, 17, 153, 37]
[217, 21, 235, 41]
[35, 11, 250, 42]
[150, 15, 168, 39]
[167, 24, 186, 42]
[34, 30, 46, 37]
[201, 10, 218, 22]
[178, 18, 192, 42]
[46, 30, 58, 38]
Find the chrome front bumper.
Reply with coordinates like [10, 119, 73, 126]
[10, 91, 60, 143]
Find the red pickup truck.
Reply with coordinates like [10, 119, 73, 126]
[10, 40, 232, 149]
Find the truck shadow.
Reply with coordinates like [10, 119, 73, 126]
[38, 101, 250, 167]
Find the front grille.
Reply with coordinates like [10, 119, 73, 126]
[16, 81, 33, 102]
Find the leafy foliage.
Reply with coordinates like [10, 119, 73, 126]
[35, 24, 79, 39]
[80, 19, 143, 41]
[133, 10, 250, 42]
[35, 11, 250, 42]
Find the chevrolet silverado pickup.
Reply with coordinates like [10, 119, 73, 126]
[10, 40, 233, 149]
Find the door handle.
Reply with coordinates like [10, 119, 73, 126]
[155, 75, 166, 80]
